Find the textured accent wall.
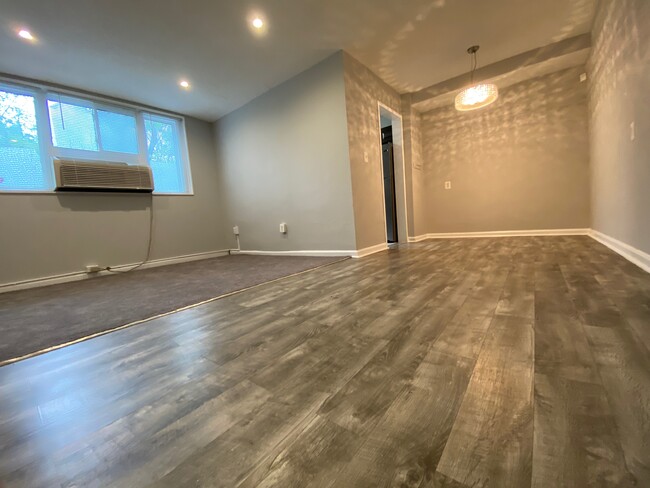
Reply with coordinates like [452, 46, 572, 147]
[342, 53, 403, 249]
[419, 67, 591, 234]
[588, 0, 650, 254]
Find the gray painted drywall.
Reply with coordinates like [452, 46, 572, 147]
[342, 52, 403, 249]
[213, 52, 357, 252]
[419, 67, 591, 234]
[0, 117, 230, 285]
[588, 0, 650, 254]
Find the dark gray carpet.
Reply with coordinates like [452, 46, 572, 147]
[0, 254, 346, 363]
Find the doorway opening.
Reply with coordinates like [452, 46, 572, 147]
[381, 121, 398, 243]
[378, 103, 408, 244]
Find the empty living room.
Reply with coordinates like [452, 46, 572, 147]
[1, 0, 649, 486]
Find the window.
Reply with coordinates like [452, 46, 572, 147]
[0, 82, 192, 194]
[0, 87, 46, 190]
[144, 114, 187, 193]
[97, 110, 138, 154]
[48, 96, 99, 151]
[47, 95, 140, 158]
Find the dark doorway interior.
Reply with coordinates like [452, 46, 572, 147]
[381, 125, 398, 244]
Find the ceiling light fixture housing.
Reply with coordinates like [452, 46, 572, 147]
[179, 80, 190, 89]
[248, 12, 268, 36]
[455, 45, 498, 112]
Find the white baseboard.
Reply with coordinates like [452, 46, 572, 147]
[589, 230, 650, 273]
[407, 234, 430, 243]
[353, 242, 389, 258]
[232, 249, 356, 258]
[3, 244, 390, 294]
[12, 228, 644, 294]
[409, 228, 590, 241]
[233, 243, 388, 259]
[0, 249, 231, 293]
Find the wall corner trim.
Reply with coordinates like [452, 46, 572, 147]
[0, 249, 231, 293]
[409, 228, 590, 241]
[589, 230, 650, 273]
[352, 242, 389, 258]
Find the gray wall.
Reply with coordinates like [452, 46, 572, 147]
[214, 52, 357, 252]
[418, 67, 591, 234]
[0, 117, 230, 285]
[342, 53, 403, 249]
[588, 0, 650, 254]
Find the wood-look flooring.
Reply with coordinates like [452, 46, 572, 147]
[0, 236, 648, 487]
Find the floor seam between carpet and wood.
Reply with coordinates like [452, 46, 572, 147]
[0, 256, 349, 367]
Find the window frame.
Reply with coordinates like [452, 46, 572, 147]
[0, 78, 194, 195]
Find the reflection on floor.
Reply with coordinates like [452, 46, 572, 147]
[0, 236, 648, 487]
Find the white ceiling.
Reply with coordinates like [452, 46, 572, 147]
[0, 0, 596, 121]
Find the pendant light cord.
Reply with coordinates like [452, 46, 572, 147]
[467, 45, 480, 84]
[470, 50, 477, 83]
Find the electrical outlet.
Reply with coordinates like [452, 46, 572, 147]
[580, 72, 587, 82]
[630, 121, 636, 141]
[279, 222, 288, 234]
[233, 225, 239, 235]
[444, 181, 452, 190]
[363, 151, 369, 163]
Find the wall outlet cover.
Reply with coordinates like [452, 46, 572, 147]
[444, 181, 452, 190]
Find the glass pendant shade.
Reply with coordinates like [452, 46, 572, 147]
[455, 83, 498, 111]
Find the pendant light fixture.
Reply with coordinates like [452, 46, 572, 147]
[455, 45, 498, 112]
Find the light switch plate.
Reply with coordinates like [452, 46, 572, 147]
[444, 181, 452, 190]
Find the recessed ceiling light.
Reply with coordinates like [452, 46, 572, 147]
[18, 29, 34, 41]
[179, 80, 190, 89]
[252, 18, 264, 29]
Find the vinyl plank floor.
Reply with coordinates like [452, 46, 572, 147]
[532, 373, 635, 487]
[434, 312, 535, 488]
[584, 325, 650, 486]
[330, 350, 474, 487]
[0, 236, 648, 487]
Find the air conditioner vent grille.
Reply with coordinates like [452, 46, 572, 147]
[54, 160, 153, 192]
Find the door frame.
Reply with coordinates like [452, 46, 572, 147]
[377, 102, 409, 244]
